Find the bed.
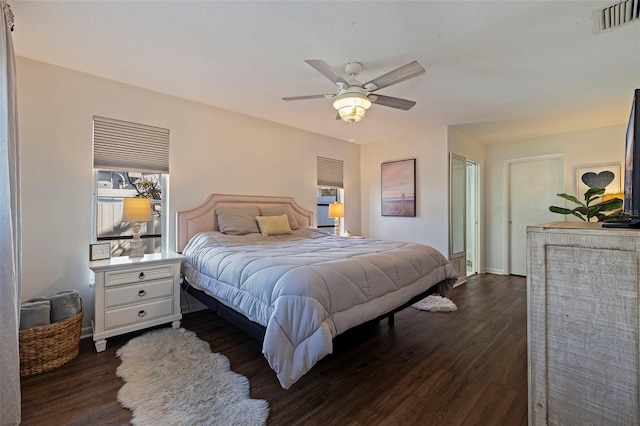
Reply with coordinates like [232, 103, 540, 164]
[177, 194, 458, 389]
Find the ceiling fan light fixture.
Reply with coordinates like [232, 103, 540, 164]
[333, 93, 372, 123]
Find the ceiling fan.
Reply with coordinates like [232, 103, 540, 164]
[282, 59, 426, 123]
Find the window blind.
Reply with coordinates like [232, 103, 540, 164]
[93, 116, 170, 173]
[317, 156, 344, 188]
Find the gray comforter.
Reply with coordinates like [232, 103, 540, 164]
[181, 227, 457, 389]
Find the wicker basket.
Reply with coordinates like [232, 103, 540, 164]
[19, 310, 83, 377]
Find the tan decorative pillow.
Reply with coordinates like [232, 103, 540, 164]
[259, 205, 300, 230]
[216, 206, 261, 235]
[256, 214, 293, 236]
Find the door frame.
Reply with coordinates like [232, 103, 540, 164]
[466, 159, 481, 276]
[503, 153, 564, 275]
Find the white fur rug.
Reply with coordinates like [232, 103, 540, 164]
[412, 295, 458, 312]
[116, 327, 269, 426]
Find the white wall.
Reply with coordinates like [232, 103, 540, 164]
[448, 127, 486, 165]
[484, 124, 627, 274]
[17, 57, 361, 331]
[360, 127, 450, 255]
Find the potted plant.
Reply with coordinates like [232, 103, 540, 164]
[549, 187, 624, 222]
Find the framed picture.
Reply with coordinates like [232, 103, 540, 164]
[381, 158, 416, 217]
[90, 243, 111, 261]
[576, 163, 622, 198]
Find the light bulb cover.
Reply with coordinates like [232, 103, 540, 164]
[333, 94, 372, 123]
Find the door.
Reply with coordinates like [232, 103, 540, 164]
[507, 155, 563, 276]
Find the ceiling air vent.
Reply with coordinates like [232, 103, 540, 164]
[593, 0, 640, 33]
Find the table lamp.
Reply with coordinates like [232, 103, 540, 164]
[122, 197, 152, 258]
[328, 202, 344, 237]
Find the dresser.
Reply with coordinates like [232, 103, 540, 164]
[89, 252, 183, 352]
[527, 222, 640, 425]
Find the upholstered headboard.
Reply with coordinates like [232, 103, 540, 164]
[175, 194, 315, 252]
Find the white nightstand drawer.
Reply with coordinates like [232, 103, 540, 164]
[90, 252, 183, 352]
[104, 264, 174, 287]
[104, 278, 174, 309]
[104, 298, 174, 330]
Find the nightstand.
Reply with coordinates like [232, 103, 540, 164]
[89, 252, 183, 352]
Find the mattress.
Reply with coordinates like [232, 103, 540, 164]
[181, 227, 458, 388]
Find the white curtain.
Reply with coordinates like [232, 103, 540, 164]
[0, 0, 21, 425]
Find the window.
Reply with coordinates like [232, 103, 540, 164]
[95, 170, 165, 257]
[317, 187, 343, 233]
[316, 156, 344, 233]
[92, 116, 170, 257]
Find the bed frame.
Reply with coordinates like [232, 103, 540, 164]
[176, 193, 438, 341]
[176, 193, 314, 253]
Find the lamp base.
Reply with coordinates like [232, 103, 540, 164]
[129, 243, 145, 258]
[129, 222, 145, 258]
[334, 217, 341, 237]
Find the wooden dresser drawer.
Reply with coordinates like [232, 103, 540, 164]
[104, 298, 174, 330]
[104, 278, 174, 309]
[104, 264, 174, 287]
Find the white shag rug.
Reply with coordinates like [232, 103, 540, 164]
[116, 328, 269, 426]
[412, 295, 458, 312]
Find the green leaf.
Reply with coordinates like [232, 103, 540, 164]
[549, 206, 574, 215]
[571, 212, 587, 221]
[588, 199, 623, 221]
[556, 193, 586, 208]
[573, 206, 589, 216]
[585, 187, 605, 202]
[549, 205, 587, 221]
[592, 198, 623, 212]
[584, 188, 605, 200]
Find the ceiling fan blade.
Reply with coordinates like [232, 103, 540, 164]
[364, 61, 425, 91]
[370, 94, 416, 111]
[282, 94, 331, 101]
[305, 59, 348, 86]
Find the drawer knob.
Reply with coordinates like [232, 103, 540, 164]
[138, 272, 145, 280]
[138, 310, 147, 318]
[138, 290, 147, 297]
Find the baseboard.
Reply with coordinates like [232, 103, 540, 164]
[453, 277, 467, 287]
[483, 268, 508, 275]
[81, 326, 93, 339]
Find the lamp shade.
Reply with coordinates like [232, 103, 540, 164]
[333, 93, 372, 123]
[328, 202, 344, 218]
[122, 197, 152, 222]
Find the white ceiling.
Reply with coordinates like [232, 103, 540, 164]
[9, 0, 640, 144]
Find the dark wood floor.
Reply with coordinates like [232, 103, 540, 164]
[20, 273, 527, 426]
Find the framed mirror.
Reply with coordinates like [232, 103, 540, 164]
[449, 153, 467, 285]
